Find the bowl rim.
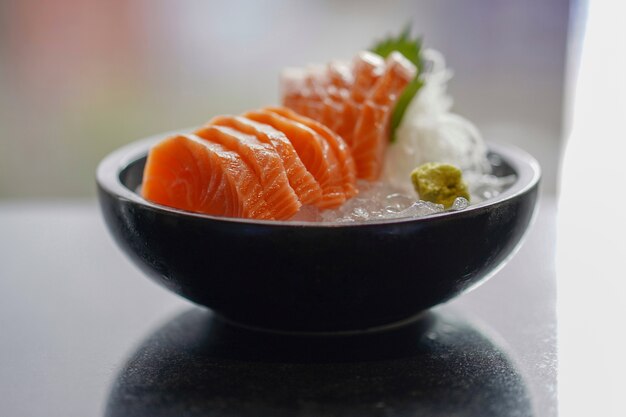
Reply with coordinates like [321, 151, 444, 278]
[96, 131, 541, 227]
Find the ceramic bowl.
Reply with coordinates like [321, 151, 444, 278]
[97, 134, 540, 332]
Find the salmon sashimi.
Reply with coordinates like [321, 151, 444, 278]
[324, 66, 351, 133]
[141, 47, 418, 220]
[335, 52, 385, 149]
[323, 61, 353, 133]
[280, 68, 309, 115]
[194, 124, 301, 220]
[282, 65, 347, 136]
[265, 106, 357, 199]
[317, 97, 343, 134]
[349, 51, 386, 103]
[349, 103, 389, 180]
[142, 134, 273, 219]
[333, 99, 361, 149]
[350, 52, 416, 179]
[280, 50, 417, 181]
[245, 109, 346, 209]
[299, 67, 331, 122]
[369, 51, 416, 106]
[327, 61, 353, 96]
[209, 115, 323, 205]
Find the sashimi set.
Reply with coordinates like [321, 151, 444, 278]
[142, 30, 507, 221]
[96, 29, 540, 332]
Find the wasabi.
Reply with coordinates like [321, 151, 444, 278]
[411, 162, 469, 208]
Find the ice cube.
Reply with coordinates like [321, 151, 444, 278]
[397, 201, 444, 218]
[290, 205, 321, 222]
[449, 197, 469, 211]
[384, 193, 416, 213]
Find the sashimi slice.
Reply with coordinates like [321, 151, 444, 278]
[333, 99, 361, 149]
[142, 134, 273, 219]
[265, 106, 357, 199]
[302, 65, 330, 121]
[369, 51, 417, 106]
[327, 61, 353, 95]
[210, 115, 323, 205]
[317, 97, 344, 134]
[331, 52, 386, 150]
[281, 61, 355, 145]
[280, 68, 309, 115]
[194, 124, 301, 220]
[282, 63, 350, 135]
[323, 61, 353, 133]
[350, 51, 386, 103]
[349, 103, 389, 180]
[350, 52, 416, 180]
[244, 109, 346, 209]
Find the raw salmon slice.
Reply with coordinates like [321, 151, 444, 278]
[351, 52, 416, 180]
[142, 134, 273, 219]
[245, 109, 346, 209]
[280, 50, 417, 181]
[369, 51, 416, 106]
[333, 99, 361, 149]
[280, 51, 385, 149]
[194, 124, 301, 220]
[317, 98, 344, 134]
[327, 61, 353, 95]
[282, 65, 347, 135]
[349, 103, 388, 180]
[335, 52, 385, 149]
[293, 68, 328, 122]
[349, 51, 386, 103]
[280, 68, 313, 116]
[210, 115, 323, 206]
[323, 61, 353, 133]
[265, 106, 357, 199]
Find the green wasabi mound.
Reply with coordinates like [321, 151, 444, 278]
[411, 162, 470, 208]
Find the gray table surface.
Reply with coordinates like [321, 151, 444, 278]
[0, 196, 556, 416]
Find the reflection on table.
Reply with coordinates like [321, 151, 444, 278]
[106, 308, 532, 417]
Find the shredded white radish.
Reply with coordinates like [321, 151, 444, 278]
[383, 48, 491, 194]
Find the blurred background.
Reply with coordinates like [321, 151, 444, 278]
[0, 0, 569, 199]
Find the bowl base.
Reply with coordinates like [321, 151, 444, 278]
[212, 310, 432, 336]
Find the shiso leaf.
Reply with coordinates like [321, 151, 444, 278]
[370, 24, 424, 142]
[390, 77, 423, 142]
[370, 24, 424, 73]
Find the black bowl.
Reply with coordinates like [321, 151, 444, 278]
[97, 135, 540, 332]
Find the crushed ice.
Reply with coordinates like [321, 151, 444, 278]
[290, 173, 513, 223]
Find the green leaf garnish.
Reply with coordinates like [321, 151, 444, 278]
[370, 24, 424, 73]
[370, 25, 424, 142]
[389, 77, 423, 142]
